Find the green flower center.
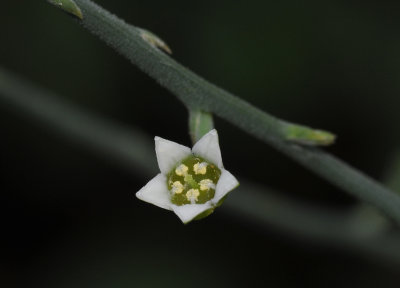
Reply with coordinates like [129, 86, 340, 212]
[167, 156, 221, 206]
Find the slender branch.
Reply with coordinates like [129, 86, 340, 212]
[65, 0, 334, 147]
[48, 0, 400, 224]
[228, 183, 389, 241]
[227, 184, 400, 265]
[0, 67, 399, 265]
[0, 67, 157, 177]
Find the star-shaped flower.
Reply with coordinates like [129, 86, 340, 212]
[136, 129, 239, 224]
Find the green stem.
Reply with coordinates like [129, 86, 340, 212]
[188, 109, 214, 144]
[0, 67, 157, 176]
[48, 0, 400, 225]
[1, 67, 400, 264]
[67, 0, 334, 147]
[227, 183, 400, 265]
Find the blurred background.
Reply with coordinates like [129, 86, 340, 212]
[1, 0, 400, 287]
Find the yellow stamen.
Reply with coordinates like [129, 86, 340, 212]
[193, 162, 207, 175]
[172, 181, 184, 194]
[186, 189, 200, 203]
[199, 179, 215, 191]
[175, 164, 188, 176]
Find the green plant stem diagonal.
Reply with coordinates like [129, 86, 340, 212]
[47, 0, 400, 225]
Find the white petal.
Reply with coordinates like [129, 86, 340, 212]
[213, 169, 239, 204]
[136, 174, 172, 210]
[155, 136, 191, 174]
[171, 203, 212, 224]
[192, 129, 223, 168]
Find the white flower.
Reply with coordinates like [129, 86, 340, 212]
[136, 129, 239, 224]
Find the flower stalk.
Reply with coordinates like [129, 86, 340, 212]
[189, 109, 214, 144]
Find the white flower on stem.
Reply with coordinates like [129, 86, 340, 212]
[136, 129, 239, 224]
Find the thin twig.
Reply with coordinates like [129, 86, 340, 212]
[0, 67, 399, 265]
[48, 0, 400, 224]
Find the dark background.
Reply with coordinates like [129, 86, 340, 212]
[1, 0, 400, 287]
